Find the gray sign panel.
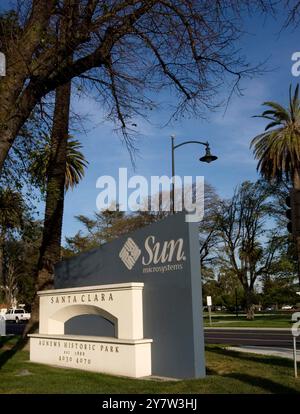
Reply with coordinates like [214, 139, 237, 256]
[55, 212, 205, 379]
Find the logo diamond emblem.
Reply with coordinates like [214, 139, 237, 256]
[119, 237, 141, 270]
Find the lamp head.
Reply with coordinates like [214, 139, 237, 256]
[199, 145, 218, 163]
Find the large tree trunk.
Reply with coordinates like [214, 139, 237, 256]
[0, 96, 40, 172]
[293, 169, 300, 190]
[25, 81, 71, 335]
[245, 288, 255, 320]
[0, 0, 56, 173]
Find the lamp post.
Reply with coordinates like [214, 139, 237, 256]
[170, 135, 218, 213]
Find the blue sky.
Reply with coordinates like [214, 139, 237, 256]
[62, 10, 300, 241]
[1, 2, 299, 242]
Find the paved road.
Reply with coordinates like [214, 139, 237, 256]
[204, 328, 300, 348]
[5, 323, 300, 349]
[5, 321, 26, 335]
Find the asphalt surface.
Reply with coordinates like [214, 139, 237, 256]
[5, 321, 26, 335]
[204, 328, 300, 348]
[4, 323, 300, 349]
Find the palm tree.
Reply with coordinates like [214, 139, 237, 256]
[250, 84, 300, 188]
[64, 139, 88, 190]
[251, 84, 300, 286]
[29, 136, 88, 192]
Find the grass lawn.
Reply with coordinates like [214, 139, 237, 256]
[203, 313, 293, 328]
[0, 336, 300, 394]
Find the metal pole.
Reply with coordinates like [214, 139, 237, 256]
[171, 135, 175, 214]
[208, 305, 212, 326]
[293, 336, 298, 378]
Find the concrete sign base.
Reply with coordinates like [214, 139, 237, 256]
[29, 334, 152, 378]
[29, 282, 153, 378]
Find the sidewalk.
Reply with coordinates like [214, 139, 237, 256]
[227, 345, 300, 361]
[205, 326, 291, 331]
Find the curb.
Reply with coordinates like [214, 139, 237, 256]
[204, 327, 292, 332]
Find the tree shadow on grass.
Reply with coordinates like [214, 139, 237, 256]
[205, 367, 216, 375]
[206, 367, 298, 393]
[0, 322, 38, 370]
[208, 346, 294, 369]
[224, 372, 299, 394]
[0, 335, 16, 348]
[206, 346, 299, 394]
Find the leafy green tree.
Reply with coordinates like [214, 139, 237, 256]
[203, 269, 244, 311]
[199, 184, 222, 277]
[3, 220, 43, 309]
[64, 209, 156, 257]
[263, 278, 298, 309]
[216, 180, 282, 319]
[0, 188, 24, 286]
[261, 242, 298, 309]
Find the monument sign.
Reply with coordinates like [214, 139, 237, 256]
[30, 213, 205, 379]
[29, 283, 152, 378]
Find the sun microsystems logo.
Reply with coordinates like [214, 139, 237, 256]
[119, 237, 141, 270]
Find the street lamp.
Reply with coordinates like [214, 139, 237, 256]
[171, 135, 218, 213]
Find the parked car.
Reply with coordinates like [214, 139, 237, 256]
[5, 308, 31, 323]
[281, 305, 293, 310]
